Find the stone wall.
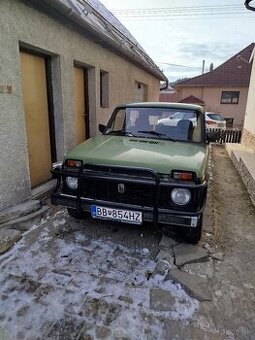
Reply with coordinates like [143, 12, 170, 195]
[226, 144, 255, 206]
[242, 128, 255, 152]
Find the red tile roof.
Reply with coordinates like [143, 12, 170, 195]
[176, 43, 255, 87]
[179, 95, 205, 105]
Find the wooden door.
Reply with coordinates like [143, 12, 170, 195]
[74, 67, 87, 144]
[20, 52, 52, 187]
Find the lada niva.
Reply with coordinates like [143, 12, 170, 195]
[52, 102, 216, 243]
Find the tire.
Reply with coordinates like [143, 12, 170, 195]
[185, 215, 203, 244]
[67, 208, 89, 219]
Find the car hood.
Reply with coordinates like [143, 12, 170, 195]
[65, 135, 208, 178]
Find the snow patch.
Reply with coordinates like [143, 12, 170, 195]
[0, 217, 200, 338]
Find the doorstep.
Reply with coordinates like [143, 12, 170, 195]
[31, 179, 57, 200]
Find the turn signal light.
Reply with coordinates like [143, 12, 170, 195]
[66, 160, 82, 167]
[206, 120, 215, 125]
[172, 171, 193, 181]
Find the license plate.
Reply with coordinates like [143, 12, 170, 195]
[91, 205, 142, 224]
[218, 123, 224, 127]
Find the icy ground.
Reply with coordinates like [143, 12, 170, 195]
[0, 211, 199, 339]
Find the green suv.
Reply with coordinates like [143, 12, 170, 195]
[52, 102, 214, 243]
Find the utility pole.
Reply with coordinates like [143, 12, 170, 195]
[202, 60, 205, 74]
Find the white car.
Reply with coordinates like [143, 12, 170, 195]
[157, 111, 197, 126]
[205, 112, 226, 130]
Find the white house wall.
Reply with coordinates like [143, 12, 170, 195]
[0, 0, 160, 210]
[242, 57, 255, 151]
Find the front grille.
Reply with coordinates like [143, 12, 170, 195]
[83, 179, 156, 207]
[62, 165, 205, 212]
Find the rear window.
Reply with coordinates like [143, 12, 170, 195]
[207, 113, 224, 121]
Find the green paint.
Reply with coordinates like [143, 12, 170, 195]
[66, 135, 208, 179]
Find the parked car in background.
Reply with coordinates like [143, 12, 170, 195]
[52, 102, 218, 244]
[158, 111, 197, 127]
[205, 112, 226, 130]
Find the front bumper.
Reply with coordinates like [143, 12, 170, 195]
[51, 163, 207, 229]
[51, 192, 203, 228]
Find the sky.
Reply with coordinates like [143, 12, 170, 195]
[99, 0, 255, 82]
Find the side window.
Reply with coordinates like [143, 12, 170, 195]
[100, 70, 109, 108]
[134, 81, 148, 102]
[112, 109, 125, 131]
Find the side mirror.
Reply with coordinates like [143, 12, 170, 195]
[206, 130, 220, 143]
[99, 124, 107, 133]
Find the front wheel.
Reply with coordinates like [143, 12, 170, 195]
[67, 208, 89, 219]
[185, 215, 203, 244]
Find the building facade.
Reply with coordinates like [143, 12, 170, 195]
[242, 54, 255, 151]
[175, 44, 254, 127]
[0, 0, 166, 210]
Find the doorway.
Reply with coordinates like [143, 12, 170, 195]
[20, 51, 55, 187]
[74, 66, 89, 144]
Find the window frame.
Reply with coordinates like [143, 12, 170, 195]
[100, 70, 109, 108]
[220, 91, 240, 104]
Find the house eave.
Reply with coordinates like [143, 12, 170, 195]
[175, 83, 250, 89]
[20, 0, 167, 81]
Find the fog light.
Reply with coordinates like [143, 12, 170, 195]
[66, 177, 78, 190]
[171, 188, 191, 205]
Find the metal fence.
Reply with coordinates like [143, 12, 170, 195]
[207, 128, 243, 144]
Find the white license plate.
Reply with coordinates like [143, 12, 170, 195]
[91, 205, 142, 224]
[218, 123, 224, 127]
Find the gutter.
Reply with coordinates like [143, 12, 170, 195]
[22, 0, 166, 81]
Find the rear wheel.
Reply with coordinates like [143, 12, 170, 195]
[185, 215, 203, 244]
[67, 208, 89, 219]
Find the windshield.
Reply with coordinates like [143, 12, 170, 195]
[106, 107, 202, 142]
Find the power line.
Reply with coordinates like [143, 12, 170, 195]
[111, 5, 252, 20]
[157, 62, 201, 70]
[112, 5, 244, 13]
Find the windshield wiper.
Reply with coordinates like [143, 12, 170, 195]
[137, 130, 176, 142]
[106, 130, 136, 137]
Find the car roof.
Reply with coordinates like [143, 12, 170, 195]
[115, 102, 205, 113]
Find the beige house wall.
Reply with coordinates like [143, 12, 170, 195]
[179, 87, 204, 101]
[178, 86, 248, 127]
[242, 58, 255, 151]
[0, 0, 160, 209]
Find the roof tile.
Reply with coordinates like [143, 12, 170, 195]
[176, 43, 255, 87]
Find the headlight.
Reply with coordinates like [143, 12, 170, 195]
[171, 188, 191, 205]
[66, 177, 78, 190]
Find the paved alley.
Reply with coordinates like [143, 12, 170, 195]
[0, 145, 255, 340]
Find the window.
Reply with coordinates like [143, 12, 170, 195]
[100, 70, 109, 108]
[134, 81, 148, 102]
[220, 91, 240, 104]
